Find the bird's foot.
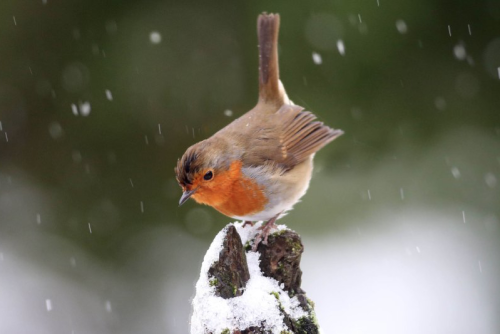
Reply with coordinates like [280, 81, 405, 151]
[242, 221, 255, 228]
[252, 213, 281, 251]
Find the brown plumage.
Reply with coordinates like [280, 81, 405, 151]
[175, 13, 343, 248]
[258, 13, 282, 105]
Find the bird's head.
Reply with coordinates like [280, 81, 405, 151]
[175, 141, 233, 206]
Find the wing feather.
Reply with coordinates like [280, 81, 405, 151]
[240, 105, 343, 171]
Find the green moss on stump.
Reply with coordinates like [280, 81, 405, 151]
[205, 225, 319, 333]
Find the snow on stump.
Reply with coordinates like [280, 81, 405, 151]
[191, 222, 320, 334]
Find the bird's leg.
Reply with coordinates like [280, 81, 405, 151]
[252, 212, 281, 251]
[242, 221, 255, 228]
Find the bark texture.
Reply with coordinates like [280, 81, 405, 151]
[206, 225, 319, 334]
[208, 225, 250, 298]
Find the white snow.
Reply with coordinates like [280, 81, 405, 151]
[105, 300, 112, 313]
[336, 40, 345, 56]
[79, 101, 91, 116]
[150, 31, 162, 44]
[72, 102, 91, 116]
[484, 172, 497, 188]
[190, 222, 306, 334]
[45, 299, 52, 311]
[105, 89, 113, 101]
[453, 44, 466, 60]
[48, 122, 63, 139]
[312, 52, 322, 65]
[451, 167, 461, 179]
[396, 20, 407, 34]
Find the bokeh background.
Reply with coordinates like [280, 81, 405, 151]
[1, 0, 500, 333]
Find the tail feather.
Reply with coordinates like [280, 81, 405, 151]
[258, 13, 283, 105]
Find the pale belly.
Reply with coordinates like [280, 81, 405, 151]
[232, 156, 314, 222]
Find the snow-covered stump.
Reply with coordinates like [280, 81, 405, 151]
[191, 222, 320, 334]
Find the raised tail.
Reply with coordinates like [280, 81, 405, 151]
[257, 13, 285, 106]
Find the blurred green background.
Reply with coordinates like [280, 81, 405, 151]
[1, 0, 499, 333]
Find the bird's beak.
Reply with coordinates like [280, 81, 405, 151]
[179, 188, 197, 206]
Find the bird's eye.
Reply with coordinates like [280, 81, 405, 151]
[203, 170, 213, 181]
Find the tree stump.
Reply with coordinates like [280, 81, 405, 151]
[191, 222, 319, 334]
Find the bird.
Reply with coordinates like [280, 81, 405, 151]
[175, 13, 343, 249]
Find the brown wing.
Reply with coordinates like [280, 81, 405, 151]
[241, 105, 343, 171]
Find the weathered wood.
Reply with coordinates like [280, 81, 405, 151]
[256, 230, 304, 295]
[204, 225, 319, 334]
[208, 225, 250, 298]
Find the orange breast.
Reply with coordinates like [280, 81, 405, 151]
[191, 161, 267, 218]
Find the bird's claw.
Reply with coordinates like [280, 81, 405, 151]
[242, 221, 255, 228]
[251, 214, 280, 251]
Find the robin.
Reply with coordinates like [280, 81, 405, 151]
[175, 13, 343, 249]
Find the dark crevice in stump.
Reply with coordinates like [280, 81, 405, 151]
[208, 225, 250, 298]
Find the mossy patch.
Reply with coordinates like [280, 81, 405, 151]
[294, 316, 319, 334]
[244, 240, 252, 252]
[270, 291, 280, 300]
